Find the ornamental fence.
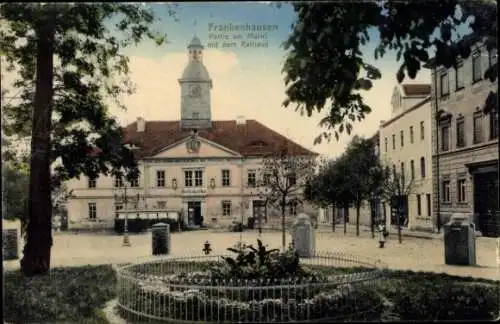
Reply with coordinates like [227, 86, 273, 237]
[116, 252, 387, 323]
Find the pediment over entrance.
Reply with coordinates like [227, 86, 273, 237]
[151, 136, 242, 158]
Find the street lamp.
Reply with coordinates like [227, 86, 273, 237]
[114, 184, 131, 247]
[372, 142, 382, 237]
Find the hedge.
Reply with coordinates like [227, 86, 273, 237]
[114, 218, 185, 234]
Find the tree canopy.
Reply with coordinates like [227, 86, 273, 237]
[257, 142, 317, 250]
[1, 3, 174, 184]
[0, 3, 173, 276]
[306, 135, 385, 235]
[282, 1, 497, 143]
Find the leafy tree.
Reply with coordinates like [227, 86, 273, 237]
[304, 157, 353, 233]
[340, 136, 380, 236]
[0, 3, 172, 276]
[2, 164, 29, 223]
[282, 1, 497, 142]
[257, 142, 317, 251]
[375, 162, 417, 243]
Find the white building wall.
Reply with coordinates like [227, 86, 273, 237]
[379, 97, 434, 231]
[65, 154, 314, 230]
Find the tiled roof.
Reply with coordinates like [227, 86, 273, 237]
[121, 119, 318, 159]
[402, 84, 431, 97]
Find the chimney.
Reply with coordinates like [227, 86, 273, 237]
[236, 115, 246, 125]
[137, 117, 146, 132]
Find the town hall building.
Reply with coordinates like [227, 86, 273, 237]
[65, 36, 317, 230]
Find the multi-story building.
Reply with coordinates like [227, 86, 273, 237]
[65, 36, 317, 230]
[378, 84, 434, 231]
[325, 84, 434, 232]
[430, 42, 498, 237]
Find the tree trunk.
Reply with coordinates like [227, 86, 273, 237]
[370, 200, 375, 239]
[356, 204, 360, 236]
[281, 200, 286, 252]
[331, 204, 335, 232]
[343, 206, 347, 235]
[20, 18, 56, 277]
[397, 203, 402, 244]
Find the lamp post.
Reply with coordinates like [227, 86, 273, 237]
[258, 193, 263, 237]
[114, 184, 131, 247]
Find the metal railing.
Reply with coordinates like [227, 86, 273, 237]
[116, 253, 387, 323]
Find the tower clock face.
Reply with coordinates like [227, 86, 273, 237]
[188, 84, 202, 98]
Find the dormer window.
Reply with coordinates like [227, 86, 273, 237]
[124, 143, 140, 150]
[248, 140, 268, 147]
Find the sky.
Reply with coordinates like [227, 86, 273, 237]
[2, 2, 445, 159]
[109, 2, 436, 159]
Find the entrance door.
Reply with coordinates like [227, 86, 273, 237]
[473, 172, 499, 237]
[188, 201, 202, 226]
[390, 195, 409, 227]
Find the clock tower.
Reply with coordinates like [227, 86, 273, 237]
[179, 36, 213, 129]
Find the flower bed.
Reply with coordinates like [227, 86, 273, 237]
[120, 280, 382, 322]
[116, 240, 386, 322]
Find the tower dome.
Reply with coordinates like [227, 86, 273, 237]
[181, 61, 211, 81]
[180, 35, 212, 83]
[188, 35, 203, 49]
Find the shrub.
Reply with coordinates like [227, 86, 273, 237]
[114, 218, 185, 233]
[391, 281, 498, 320]
[208, 239, 320, 281]
[4, 265, 116, 323]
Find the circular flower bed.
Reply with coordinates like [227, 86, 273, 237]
[116, 240, 385, 322]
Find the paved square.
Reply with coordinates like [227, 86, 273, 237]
[4, 230, 498, 280]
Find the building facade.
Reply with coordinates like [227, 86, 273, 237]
[430, 42, 498, 237]
[378, 84, 434, 231]
[65, 36, 317, 230]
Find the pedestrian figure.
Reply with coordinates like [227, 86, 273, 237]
[378, 223, 388, 248]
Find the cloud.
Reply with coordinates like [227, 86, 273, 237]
[115, 47, 385, 158]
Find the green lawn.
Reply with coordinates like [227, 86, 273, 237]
[4, 265, 116, 324]
[4, 263, 499, 323]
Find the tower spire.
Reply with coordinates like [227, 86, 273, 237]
[187, 35, 204, 62]
[179, 36, 212, 130]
